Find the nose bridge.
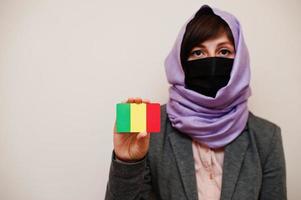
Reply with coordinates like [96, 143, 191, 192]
[205, 43, 217, 57]
[207, 47, 216, 57]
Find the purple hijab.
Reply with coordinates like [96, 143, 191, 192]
[165, 5, 252, 149]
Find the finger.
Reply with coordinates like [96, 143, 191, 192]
[126, 98, 135, 103]
[136, 132, 150, 147]
[134, 97, 142, 104]
[142, 99, 150, 104]
[137, 131, 148, 140]
[113, 120, 118, 134]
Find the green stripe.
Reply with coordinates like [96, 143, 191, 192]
[116, 103, 131, 133]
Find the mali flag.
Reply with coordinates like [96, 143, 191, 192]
[116, 103, 160, 133]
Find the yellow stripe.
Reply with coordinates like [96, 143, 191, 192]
[130, 103, 146, 132]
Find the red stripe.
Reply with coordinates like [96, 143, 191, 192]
[146, 103, 160, 132]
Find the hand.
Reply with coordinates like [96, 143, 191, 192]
[113, 97, 151, 162]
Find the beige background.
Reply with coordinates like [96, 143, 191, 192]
[0, 0, 300, 199]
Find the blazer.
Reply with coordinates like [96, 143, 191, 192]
[105, 104, 287, 200]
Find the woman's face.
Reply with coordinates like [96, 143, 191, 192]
[187, 32, 235, 61]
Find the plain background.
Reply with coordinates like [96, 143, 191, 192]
[0, 0, 300, 199]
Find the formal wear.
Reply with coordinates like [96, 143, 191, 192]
[105, 104, 287, 200]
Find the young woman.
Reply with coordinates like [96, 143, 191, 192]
[105, 5, 287, 200]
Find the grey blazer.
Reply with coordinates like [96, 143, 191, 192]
[105, 104, 287, 200]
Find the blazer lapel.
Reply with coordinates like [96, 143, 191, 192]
[168, 124, 198, 200]
[220, 125, 250, 200]
[166, 108, 250, 200]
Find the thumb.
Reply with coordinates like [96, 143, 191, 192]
[137, 131, 149, 140]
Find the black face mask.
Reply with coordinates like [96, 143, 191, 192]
[183, 57, 234, 98]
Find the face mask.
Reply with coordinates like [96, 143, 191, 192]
[183, 57, 234, 98]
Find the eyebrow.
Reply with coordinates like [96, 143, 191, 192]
[217, 42, 234, 48]
[193, 41, 234, 49]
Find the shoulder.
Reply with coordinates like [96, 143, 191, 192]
[247, 111, 281, 142]
[247, 111, 283, 163]
[248, 111, 280, 134]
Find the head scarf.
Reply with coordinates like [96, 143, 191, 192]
[165, 4, 251, 149]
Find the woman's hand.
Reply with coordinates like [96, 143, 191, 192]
[113, 97, 151, 162]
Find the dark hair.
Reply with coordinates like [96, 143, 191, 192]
[180, 6, 235, 67]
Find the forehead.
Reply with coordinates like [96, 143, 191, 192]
[200, 32, 233, 46]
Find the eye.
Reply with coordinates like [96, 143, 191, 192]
[191, 50, 203, 56]
[187, 49, 207, 61]
[218, 49, 232, 57]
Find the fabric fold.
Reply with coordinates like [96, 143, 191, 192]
[165, 4, 252, 148]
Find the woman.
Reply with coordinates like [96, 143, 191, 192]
[105, 5, 287, 200]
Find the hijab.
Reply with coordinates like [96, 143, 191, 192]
[165, 4, 251, 149]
